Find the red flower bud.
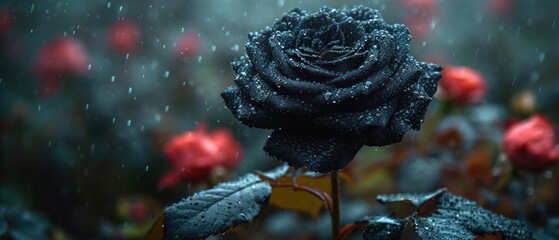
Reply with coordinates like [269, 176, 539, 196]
[503, 115, 559, 172]
[106, 20, 142, 54]
[174, 32, 201, 59]
[438, 66, 487, 105]
[34, 37, 90, 97]
[158, 124, 243, 190]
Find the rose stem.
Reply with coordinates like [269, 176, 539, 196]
[331, 170, 341, 238]
[418, 100, 450, 155]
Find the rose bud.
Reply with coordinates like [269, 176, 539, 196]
[34, 37, 90, 97]
[510, 90, 536, 116]
[158, 124, 243, 190]
[503, 115, 559, 172]
[438, 66, 487, 105]
[222, 6, 442, 173]
[174, 32, 201, 59]
[106, 20, 142, 54]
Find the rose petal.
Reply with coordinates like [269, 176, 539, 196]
[264, 129, 363, 173]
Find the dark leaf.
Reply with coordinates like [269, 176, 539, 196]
[256, 163, 290, 181]
[371, 188, 533, 240]
[363, 216, 408, 240]
[377, 188, 446, 215]
[161, 174, 271, 240]
[434, 193, 533, 239]
[413, 215, 475, 240]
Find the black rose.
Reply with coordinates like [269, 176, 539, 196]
[222, 6, 442, 173]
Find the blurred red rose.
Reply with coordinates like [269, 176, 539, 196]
[34, 36, 90, 97]
[0, 8, 12, 36]
[488, 0, 514, 15]
[503, 115, 559, 172]
[399, 0, 438, 39]
[438, 66, 487, 105]
[106, 20, 142, 54]
[129, 200, 150, 223]
[158, 124, 243, 190]
[174, 32, 201, 58]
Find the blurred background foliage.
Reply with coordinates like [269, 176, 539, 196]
[1, 0, 559, 239]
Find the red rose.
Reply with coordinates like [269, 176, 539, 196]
[174, 32, 201, 59]
[438, 66, 487, 105]
[488, 0, 514, 15]
[0, 8, 12, 36]
[399, 0, 438, 39]
[106, 20, 142, 54]
[158, 124, 243, 190]
[503, 115, 559, 172]
[34, 37, 90, 97]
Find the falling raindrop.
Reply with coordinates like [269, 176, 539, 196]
[538, 52, 546, 62]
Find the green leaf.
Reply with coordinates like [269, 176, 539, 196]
[161, 174, 271, 240]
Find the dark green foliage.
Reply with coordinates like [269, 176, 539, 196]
[162, 174, 272, 240]
[364, 188, 534, 240]
[363, 216, 409, 240]
[0, 206, 52, 240]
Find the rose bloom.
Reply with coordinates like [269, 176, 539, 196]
[34, 37, 90, 97]
[158, 124, 243, 190]
[222, 6, 442, 173]
[174, 32, 201, 58]
[106, 20, 142, 54]
[503, 115, 559, 172]
[438, 66, 486, 105]
[488, 0, 514, 15]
